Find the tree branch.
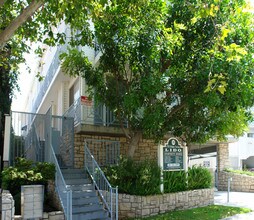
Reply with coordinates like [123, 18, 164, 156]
[168, 102, 186, 118]
[0, 0, 44, 47]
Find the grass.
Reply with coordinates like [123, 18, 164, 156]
[224, 168, 254, 176]
[132, 205, 252, 220]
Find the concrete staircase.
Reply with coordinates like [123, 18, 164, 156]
[61, 169, 110, 220]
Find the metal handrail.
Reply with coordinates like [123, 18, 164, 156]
[48, 144, 72, 220]
[64, 97, 127, 128]
[84, 142, 118, 220]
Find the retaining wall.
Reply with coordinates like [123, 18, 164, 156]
[218, 171, 254, 192]
[118, 188, 214, 219]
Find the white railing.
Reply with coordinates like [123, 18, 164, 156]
[84, 142, 118, 220]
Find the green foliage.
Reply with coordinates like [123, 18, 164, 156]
[163, 166, 212, 193]
[163, 171, 187, 193]
[104, 158, 212, 195]
[224, 168, 254, 177]
[1, 158, 56, 214]
[188, 166, 212, 190]
[61, 0, 254, 155]
[34, 162, 56, 181]
[103, 157, 161, 196]
[1, 157, 55, 195]
[132, 205, 251, 220]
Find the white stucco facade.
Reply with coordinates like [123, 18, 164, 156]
[229, 124, 254, 170]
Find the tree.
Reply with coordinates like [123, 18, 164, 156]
[0, 45, 18, 169]
[61, 0, 254, 157]
[0, 0, 95, 48]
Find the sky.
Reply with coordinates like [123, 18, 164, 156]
[11, 0, 254, 112]
[11, 50, 37, 112]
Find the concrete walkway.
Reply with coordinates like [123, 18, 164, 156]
[214, 191, 254, 220]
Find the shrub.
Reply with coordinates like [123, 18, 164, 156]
[188, 165, 212, 190]
[104, 158, 212, 196]
[1, 157, 56, 214]
[163, 170, 187, 193]
[135, 160, 161, 195]
[34, 162, 55, 181]
[104, 157, 161, 196]
[224, 168, 254, 177]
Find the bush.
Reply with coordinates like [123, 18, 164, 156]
[2, 158, 55, 193]
[104, 157, 161, 196]
[163, 170, 187, 193]
[224, 168, 254, 176]
[1, 157, 56, 214]
[188, 165, 212, 190]
[104, 158, 212, 196]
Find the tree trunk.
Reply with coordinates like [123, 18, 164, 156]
[0, 0, 44, 47]
[127, 131, 142, 158]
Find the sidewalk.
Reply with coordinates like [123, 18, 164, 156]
[214, 191, 254, 220]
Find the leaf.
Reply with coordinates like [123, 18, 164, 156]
[217, 86, 226, 94]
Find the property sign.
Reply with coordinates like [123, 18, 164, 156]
[80, 96, 93, 106]
[163, 138, 183, 170]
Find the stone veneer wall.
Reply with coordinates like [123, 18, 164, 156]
[47, 181, 64, 212]
[1, 190, 15, 220]
[1, 189, 64, 220]
[74, 134, 162, 168]
[59, 128, 73, 168]
[118, 188, 214, 219]
[14, 211, 65, 220]
[217, 143, 230, 172]
[218, 171, 254, 192]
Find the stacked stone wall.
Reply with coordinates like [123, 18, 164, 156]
[218, 171, 254, 192]
[1, 189, 64, 220]
[118, 188, 214, 219]
[217, 143, 230, 171]
[47, 181, 64, 212]
[74, 134, 162, 168]
[59, 130, 73, 167]
[1, 190, 15, 220]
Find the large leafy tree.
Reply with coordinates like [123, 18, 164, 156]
[0, 45, 18, 169]
[62, 0, 254, 157]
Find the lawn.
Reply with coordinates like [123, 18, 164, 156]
[132, 205, 251, 220]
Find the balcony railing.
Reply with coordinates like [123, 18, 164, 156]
[64, 97, 127, 128]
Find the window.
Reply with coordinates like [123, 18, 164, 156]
[203, 161, 210, 168]
[69, 79, 80, 106]
[247, 133, 254, 138]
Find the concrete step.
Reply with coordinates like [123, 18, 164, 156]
[61, 168, 86, 174]
[60, 168, 110, 219]
[72, 203, 104, 214]
[67, 183, 94, 191]
[72, 196, 100, 205]
[63, 172, 88, 179]
[65, 178, 91, 185]
[72, 209, 109, 220]
[72, 190, 97, 198]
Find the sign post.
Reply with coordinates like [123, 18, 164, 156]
[158, 138, 188, 193]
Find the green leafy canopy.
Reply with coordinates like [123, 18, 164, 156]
[2, 0, 253, 156]
[61, 0, 254, 151]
